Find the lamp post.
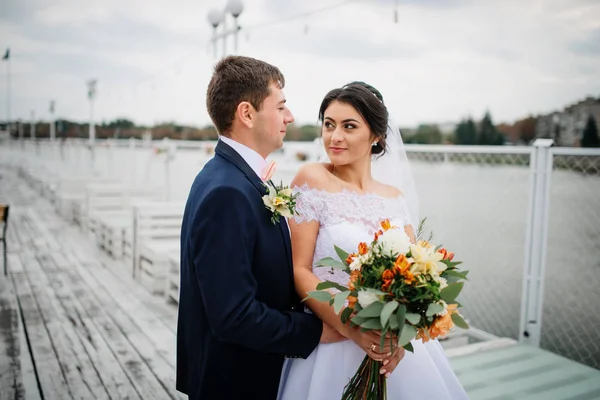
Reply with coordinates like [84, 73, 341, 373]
[30, 110, 35, 140]
[87, 79, 97, 145]
[207, 0, 244, 59]
[49, 100, 56, 141]
[228, 0, 244, 53]
[207, 9, 224, 59]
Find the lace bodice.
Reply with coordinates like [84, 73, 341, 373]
[292, 184, 412, 289]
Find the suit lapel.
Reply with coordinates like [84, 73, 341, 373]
[215, 140, 266, 195]
[215, 140, 294, 277]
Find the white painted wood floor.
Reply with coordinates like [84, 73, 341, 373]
[0, 168, 183, 400]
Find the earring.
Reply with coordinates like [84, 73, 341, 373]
[372, 141, 378, 147]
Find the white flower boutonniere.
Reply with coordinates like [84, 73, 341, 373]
[262, 181, 299, 225]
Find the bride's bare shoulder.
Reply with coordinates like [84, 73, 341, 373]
[375, 182, 404, 199]
[291, 163, 333, 190]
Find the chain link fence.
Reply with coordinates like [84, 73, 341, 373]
[541, 149, 600, 369]
[405, 145, 600, 370]
[406, 146, 532, 341]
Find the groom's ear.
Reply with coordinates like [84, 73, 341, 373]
[236, 101, 254, 129]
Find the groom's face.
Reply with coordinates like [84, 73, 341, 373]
[253, 82, 295, 155]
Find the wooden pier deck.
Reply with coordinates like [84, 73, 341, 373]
[1, 166, 599, 400]
[0, 169, 182, 399]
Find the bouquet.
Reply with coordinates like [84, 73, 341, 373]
[305, 219, 469, 400]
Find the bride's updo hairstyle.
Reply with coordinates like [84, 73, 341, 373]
[318, 81, 389, 156]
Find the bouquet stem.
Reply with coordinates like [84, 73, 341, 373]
[342, 355, 387, 400]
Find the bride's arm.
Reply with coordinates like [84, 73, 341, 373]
[290, 212, 397, 363]
[289, 217, 350, 335]
[288, 165, 395, 360]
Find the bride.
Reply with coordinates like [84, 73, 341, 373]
[278, 82, 469, 399]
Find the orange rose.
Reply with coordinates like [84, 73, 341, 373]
[382, 281, 392, 292]
[428, 304, 458, 340]
[358, 242, 369, 256]
[416, 328, 431, 342]
[346, 253, 357, 265]
[380, 219, 392, 231]
[347, 295, 357, 309]
[373, 229, 384, 241]
[438, 248, 455, 261]
[394, 254, 410, 272]
[403, 271, 415, 285]
[382, 269, 395, 282]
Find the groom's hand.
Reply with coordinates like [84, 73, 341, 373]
[319, 323, 346, 344]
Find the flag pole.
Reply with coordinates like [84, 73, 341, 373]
[2, 49, 9, 134]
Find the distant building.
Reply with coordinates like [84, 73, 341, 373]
[536, 96, 600, 146]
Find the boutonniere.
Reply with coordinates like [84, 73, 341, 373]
[262, 180, 299, 225]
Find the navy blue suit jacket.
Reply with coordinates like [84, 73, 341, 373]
[176, 140, 322, 399]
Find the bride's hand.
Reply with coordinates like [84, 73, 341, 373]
[343, 325, 396, 362]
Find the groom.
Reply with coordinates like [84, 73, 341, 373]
[176, 56, 343, 399]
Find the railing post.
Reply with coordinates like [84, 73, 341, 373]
[519, 138, 554, 346]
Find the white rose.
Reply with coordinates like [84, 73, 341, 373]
[349, 257, 362, 271]
[436, 300, 449, 316]
[377, 228, 411, 256]
[357, 290, 380, 309]
[437, 276, 448, 290]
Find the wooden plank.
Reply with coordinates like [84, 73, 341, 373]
[11, 271, 71, 398]
[16, 294, 42, 400]
[64, 264, 178, 400]
[33, 252, 142, 400]
[24, 255, 110, 399]
[51, 276, 142, 400]
[0, 276, 24, 400]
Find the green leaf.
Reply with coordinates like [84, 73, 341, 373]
[441, 282, 464, 303]
[398, 324, 417, 347]
[355, 301, 384, 318]
[341, 307, 353, 324]
[380, 301, 399, 327]
[405, 313, 421, 325]
[380, 325, 388, 351]
[403, 342, 415, 353]
[314, 257, 348, 271]
[333, 291, 351, 314]
[443, 270, 469, 281]
[350, 316, 368, 326]
[316, 280, 349, 292]
[451, 313, 470, 329]
[426, 303, 444, 317]
[304, 290, 332, 303]
[334, 245, 350, 264]
[395, 304, 406, 333]
[360, 318, 383, 330]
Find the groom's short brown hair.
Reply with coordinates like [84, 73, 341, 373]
[206, 56, 285, 136]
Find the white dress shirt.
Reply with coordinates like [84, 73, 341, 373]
[219, 136, 267, 180]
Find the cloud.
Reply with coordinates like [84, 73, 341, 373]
[569, 29, 600, 57]
[0, 0, 599, 128]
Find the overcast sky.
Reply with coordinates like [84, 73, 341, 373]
[1, 0, 599, 128]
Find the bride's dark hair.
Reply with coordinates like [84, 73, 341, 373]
[318, 81, 388, 155]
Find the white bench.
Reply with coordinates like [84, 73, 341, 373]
[132, 203, 184, 294]
[83, 185, 163, 234]
[52, 178, 119, 222]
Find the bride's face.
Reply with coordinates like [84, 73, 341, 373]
[322, 101, 375, 166]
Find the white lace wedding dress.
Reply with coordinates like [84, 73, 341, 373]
[278, 185, 469, 400]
